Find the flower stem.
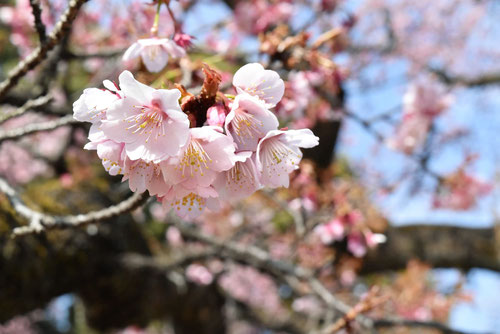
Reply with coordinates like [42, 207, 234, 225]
[165, 0, 179, 34]
[150, 1, 162, 36]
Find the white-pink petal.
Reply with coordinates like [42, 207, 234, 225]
[161, 126, 237, 190]
[213, 151, 261, 201]
[100, 71, 189, 162]
[225, 94, 279, 152]
[160, 185, 219, 220]
[256, 129, 319, 188]
[122, 41, 142, 61]
[233, 63, 285, 107]
[122, 38, 186, 73]
[73, 87, 118, 123]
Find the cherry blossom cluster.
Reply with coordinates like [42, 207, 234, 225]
[73, 63, 319, 219]
[314, 210, 386, 257]
[433, 168, 491, 210]
[388, 77, 454, 154]
[123, 36, 187, 73]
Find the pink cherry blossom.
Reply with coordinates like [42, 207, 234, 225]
[186, 264, 214, 285]
[160, 184, 220, 220]
[122, 158, 170, 196]
[219, 265, 283, 314]
[314, 218, 345, 244]
[0, 0, 36, 55]
[364, 230, 387, 248]
[0, 142, 49, 185]
[232, 63, 285, 107]
[165, 226, 184, 246]
[161, 126, 237, 192]
[122, 38, 186, 73]
[433, 170, 492, 210]
[173, 32, 194, 49]
[95, 140, 125, 176]
[212, 151, 261, 202]
[100, 71, 189, 162]
[256, 129, 319, 188]
[347, 232, 368, 258]
[206, 104, 227, 127]
[388, 77, 454, 154]
[72, 80, 121, 124]
[387, 113, 431, 154]
[403, 78, 454, 118]
[225, 94, 279, 152]
[233, 0, 293, 34]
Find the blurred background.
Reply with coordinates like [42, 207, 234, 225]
[0, 0, 499, 333]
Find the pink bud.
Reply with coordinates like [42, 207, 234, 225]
[347, 232, 367, 257]
[206, 104, 227, 127]
[186, 264, 213, 285]
[174, 33, 194, 49]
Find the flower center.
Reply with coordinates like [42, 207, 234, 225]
[126, 100, 167, 142]
[232, 108, 264, 139]
[177, 139, 213, 177]
[244, 79, 273, 101]
[169, 193, 206, 212]
[227, 160, 255, 187]
[261, 138, 299, 177]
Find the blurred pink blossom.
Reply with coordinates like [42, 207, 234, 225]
[186, 264, 214, 285]
[433, 170, 492, 210]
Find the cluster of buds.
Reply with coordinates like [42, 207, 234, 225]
[73, 63, 319, 219]
[388, 77, 454, 154]
[433, 168, 491, 210]
[314, 210, 386, 257]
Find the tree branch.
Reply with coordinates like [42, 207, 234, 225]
[172, 220, 374, 329]
[1, 93, 68, 116]
[430, 67, 500, 87]
[362, 225, 500, 274]
[0, 115, 78, 143]
[0, 176, 149, 236]
[0, 0, 89, 101]
[29, 0, 47, 44]
[0, 95, 52, 123]
[374, 318, 492, 334]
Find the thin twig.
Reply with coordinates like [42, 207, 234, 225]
[374, 318, 491, 334]
[0, 0, 89, 101]
[62, 49, 125, 60]
[172, 220, 374, 329]
[0, 176, 149, 236]
[0, 115, 77, 143]
[318, 287, 389, 333]
[0, 95, 52, 123]
[29, 0, 47, 44]
[121, 250, 219, 272]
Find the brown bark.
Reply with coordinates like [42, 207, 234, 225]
[0, 187, 225, 333]
[362, 225, 500, 274]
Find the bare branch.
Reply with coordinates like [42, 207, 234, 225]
[29, 0, 47, 44]
[0, 95, 52, 123]
[121, 251, 219, 272]
[374, 318, 492, 334]
[0, 115, 78, 143]
[62, 49, 125, 60]
[172, 220, 374, 329]
[0, 176, 149, 236]
[0, 0, 89, 101]
[348, 9, 396, 54]
[430, 67, 500, 87]
[2, 93, 68, 116]
[362, 225, 500, 274]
